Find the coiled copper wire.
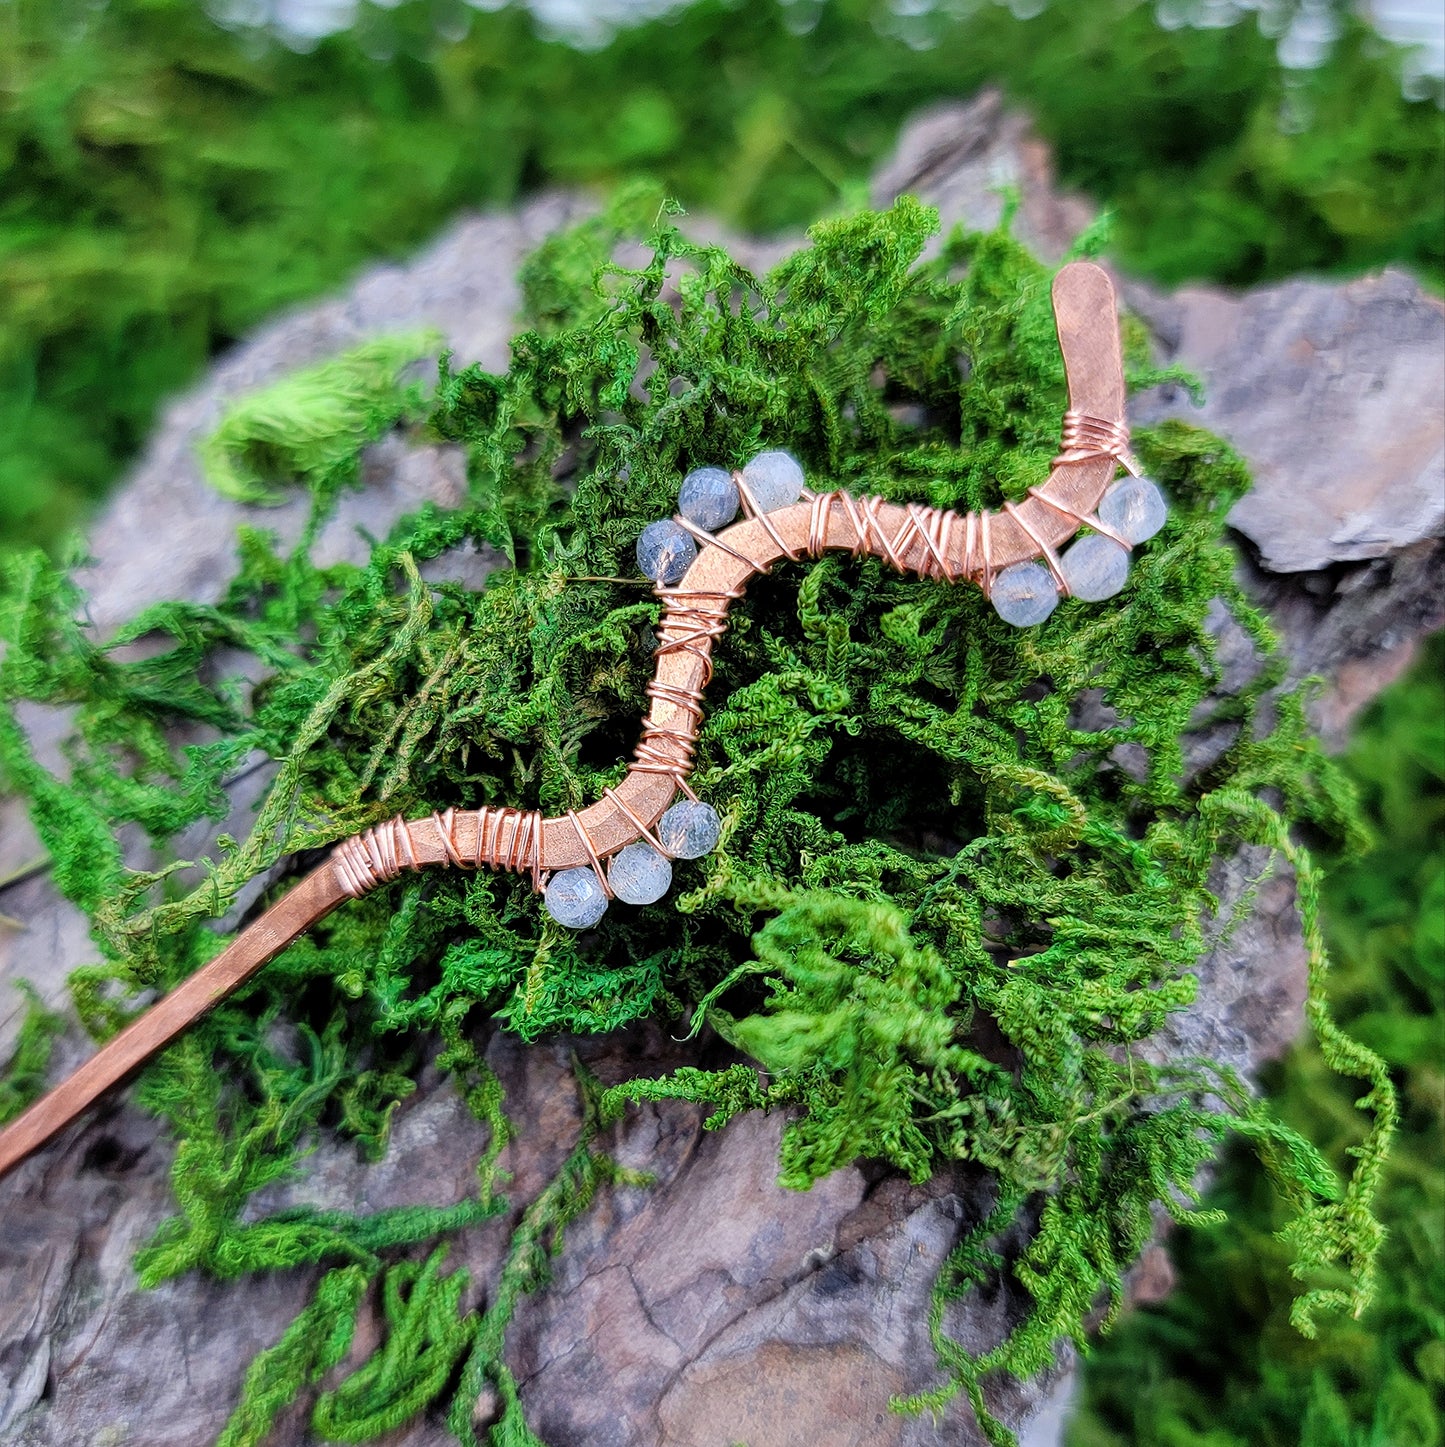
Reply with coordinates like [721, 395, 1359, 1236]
[1055, 410, 1143, 478]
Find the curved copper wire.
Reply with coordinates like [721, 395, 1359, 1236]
[0, 260, 1139, 1183]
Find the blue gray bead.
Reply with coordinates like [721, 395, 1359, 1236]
[657, 799, 721, 859]
[637, 519, 697, 585]
[607, 841, 673, 905]
[544, 867, 608, 929]
[1060, 533, 1130, 602]
[1098, 475, 1167, 544]
[678, 466, 739, 532]
[990, 561, 1059, 628]
[741, 450, 805, 513]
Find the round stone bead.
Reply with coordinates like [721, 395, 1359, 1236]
[657, 800, 721, 860]
[636, 519, 697, 585]
[678, 466, 739, 532]
[544, 867, 608, 929]
[990, 561, 1059, 628]
[740, 450, 805, 513]
[1098, 475, 1167, 545]
[607, 841, 673, 905]
[1060, 533, 1130, 602]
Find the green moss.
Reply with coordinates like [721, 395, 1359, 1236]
[0, 980, 66, 1125]
[0, 198, 1393, 1446]
[1068, 634, 1444, 1447]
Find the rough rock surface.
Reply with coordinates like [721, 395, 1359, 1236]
[1123, 271, 1445, 746]
[2, 94, 1442, 1447]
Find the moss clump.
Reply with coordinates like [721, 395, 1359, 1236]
[1068, 635, 1444, 1447]
[0, 197, 1393, 1445]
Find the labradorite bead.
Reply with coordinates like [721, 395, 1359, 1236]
[607, 841, 673, 905]
[1098, 475, 1167, 544]
[990, 561, 1059, 628]
[1060, 533, 1130, 602]
[636, 519, 697, 585]
[657, 800, 721, 859]
[544, 867, 608, 929]
[741, 450, 805, 513]
[678, 466, 739, 532]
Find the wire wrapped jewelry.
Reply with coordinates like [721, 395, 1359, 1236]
[0, 260, 1170, 1182]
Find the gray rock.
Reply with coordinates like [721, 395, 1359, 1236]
[869, 89, 1094, 262]
[1128, 271, 1445, 574]
[1122, 270, 1444, 747]
[2, 98, 1443, 1447]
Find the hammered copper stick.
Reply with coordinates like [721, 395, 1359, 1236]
[0, 261, 1133, 1183]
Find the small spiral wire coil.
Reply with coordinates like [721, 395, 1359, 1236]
[632, 674, 705, 800]
[652, 583, 743, 685]
[1053, 410, 1142, 476]
[333, 814, 418, 898]
[474, 805, 544, 890]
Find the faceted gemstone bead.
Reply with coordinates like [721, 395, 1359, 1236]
[740, 450, 805, 513]
[1060, 533, 1130, 602]
[544, 867, 608, 929]
[636, 519, 697, 585]
[657, 800, 721, 859]
[607, 841, 673, 905]
[1098, 475, 1167, 544]
[678, 466, 739, 532]
[990, 561, 1059, 628]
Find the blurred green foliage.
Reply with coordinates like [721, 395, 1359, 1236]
[1069, 633, 1445, 1447]
[2, 0, 1442, 550]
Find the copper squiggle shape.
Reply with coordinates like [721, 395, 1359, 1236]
[0, 261, 1133, 1180]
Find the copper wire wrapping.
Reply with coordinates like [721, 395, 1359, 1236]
[807, 490, 835, 556]
[978, 509, 995, 597]
[734, 471, 804, 562]
[333, 814, 418, 898]
[1054, 410, 1143, 477]
[470, 806, 543, 889]
[671, 513, 768, 574]
[653, 584, 742, 684]
[633, 672, 705, 800]
[1026, 485, 1131, 550]
[333, 295, 1131, 899]
[432, 807, 467, 868]
[602, 786, 669, 856]
[567, 808, 612, 896]
[903, 502, 958, 581]
[0, 260, 1148, 1186]
[1002, 499, 1069, 593]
